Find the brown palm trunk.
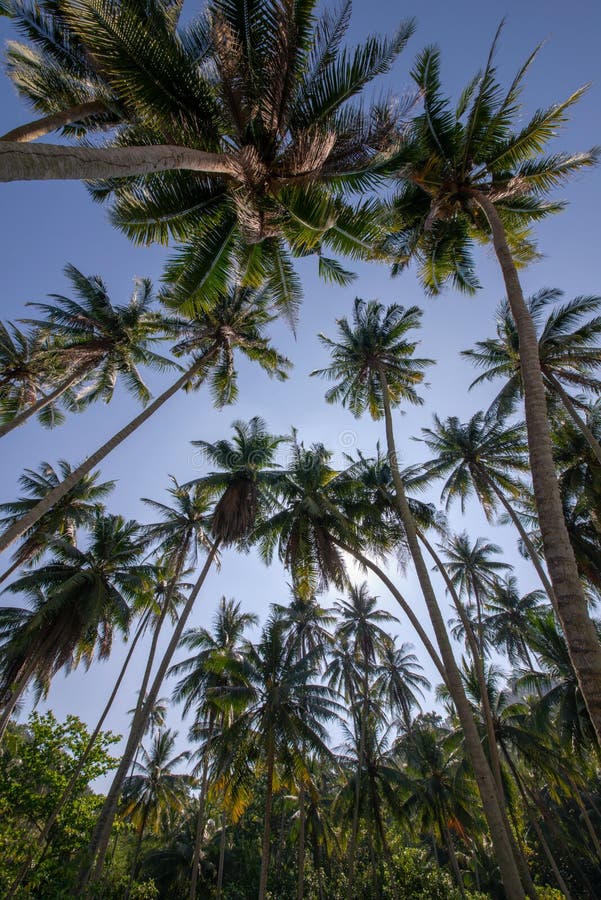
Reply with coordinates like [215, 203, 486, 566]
[377, 364, 528, 900]
[0, 102, 110, 143]
[189, 722, 214, 900]
[81, 541, 219, 888]
[0, 350, 216, 555]
[126, 805, 150, 898]
[0, 141, 233, 182]
[216, 813, 227, 900]
[347, 676, 368, 900]
[259, 736, 276, 900]
[475, 191, 601, 743]
[297, 783, 306, 900]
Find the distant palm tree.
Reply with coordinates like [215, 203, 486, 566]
[463, 289, 601, 463]
[0, 460, 114, 586]
[0, 514, 148, 738]
[0, 321, 65, 432]
[374, 639, 430, 736]
[483, 578, 548, 673]
[120, 728, 192, 893]
[388, 24, 601, 757]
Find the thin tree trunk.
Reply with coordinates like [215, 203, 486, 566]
[442, 820, 468, 900]
[0, 557, 24, 588]
[216, 813, 227, 900]
[377, 363, 528, 900]
[0, 351, 215, 555]
[259, 736, 276, 900]
[546, 372, 601, 466]
[297, 783, 306, 900]
[81, 541, 219, 888]
[189, 722, 215, 900]
[0, 653, 41, 740]
[126, 805, 150, 899]
[347, 672, 368, 900]
[569, 777, 601, 858]
[0, 102, 110, 143]
[419, 530, 538, 898]
[475, 191, 601, 744]
[6, 612, 150, 897]
[0, 363, 91, 440]
[483, 473, 557, 608]
[0, 141, 233, 182]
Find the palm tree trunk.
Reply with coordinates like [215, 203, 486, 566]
[216, 813, 227, 900]
[126, 805, 150, 899]
[189, 723, 215, 900]
[441, 820, 467, 900]
[0, 102, 110, 143]
[545, 372, 601, 465]
[81, 541, 220, 888]
[419, 530, 538, 898]
[6, 612, 150, 897]
[0, 363, 90, 439]
[500, 745, 573, 900]
[347, 676, 368, 900]
[0, 653, 41, 740]
[259, 735, 276, 900]
[483, 473, 556, 607]
[0, 350, 216, 555]
[0, 141, 234, 183]
[377, 363, 528, 900]
[297, 783, 306, 900]
[475, 190, 601, 744]
[0, 557, 25, 588]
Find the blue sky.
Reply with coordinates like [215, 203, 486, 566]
[1, 0, 600, 768]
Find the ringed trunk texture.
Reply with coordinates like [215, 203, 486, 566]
[82, 542, 219, 888]
[0, 142, 233, 182]
[476, 191, 601, 744]
[0, 353, 213, 555]
[0, 102, 110, 143]
[377, 365, 527, 900]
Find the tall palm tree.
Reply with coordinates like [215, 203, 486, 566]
[374, 638, 430, 736]
[440, 533, 512, 655]
[0, 513, 148, 737]
[0, 460, 114, 586]
[2, 0, 414, 312]
[463, 289, 601, 463]
[312, 298, 528, 897]
[168, 596, 257, 900]
[84, 418, 282, 886]
[0, 265, 173, 440]
[388, 27, 601, 743]
[0, 285, 289, 555]
[119, 728, 192, 891]
[418, 413, 554, 602]
[211, 612, 339, 900]
[483, 577, 548, 673]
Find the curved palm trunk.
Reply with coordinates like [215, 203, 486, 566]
[475, 191, 601, 744]
[126, 805, 150, 899]
[0, 351, 215, 555]
[347, 674, 369, 900]
[297, 783, 306, 900]
[81, 541, 220, 888]
[441, 819, 468, 900]
[377, 364, 528, 900]
[0, 363, 90, 440]
[7, 612, 149, 897]
[0, 102, 110, 143]
[0, 141, 234, 183]
[545, 372, 601, 466]
[259, 735, 276, 900]
[483, 473, 556, 607]
[0, 557, 25, 588]
[418, 531, 538, 897]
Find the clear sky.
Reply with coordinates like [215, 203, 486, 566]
[1, 0, 600, 771]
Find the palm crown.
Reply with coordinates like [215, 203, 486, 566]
[388, 24, 599, 293]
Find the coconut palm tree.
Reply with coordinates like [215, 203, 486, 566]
[83, 418, 282, 886]
[168, 596, 257, 900]
[0, 460, 114, 586]
[388, 26, 601, 743]
[374, 639, 430, 736]
[440, 534, 512, 655]
[210, 612, 339, 900]
[313, 298, 528, 897]
[0, 285, 289, 555]
[463, 289, 601, 463]
[483, 578, 548, 673]
[119, 728, 192, 892]
[1, 0, 415, 313]
[0, 320, 66, 431]
[0, 513, 148, 738]
[418, 413, 554, 604]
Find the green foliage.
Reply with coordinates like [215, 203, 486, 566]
[0, 710, 118, 897]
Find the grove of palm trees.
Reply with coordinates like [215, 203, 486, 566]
[0, 0, 600, 897]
